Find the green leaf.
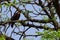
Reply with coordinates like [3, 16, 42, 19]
[43, 16, 48, 20]
[0, 35, 5, 40]
[0, 4, 2, 8]
[21, 0, 31, 2]
[13, 0, 16, 4]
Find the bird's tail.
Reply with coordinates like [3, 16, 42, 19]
[11, 23, 14, 28]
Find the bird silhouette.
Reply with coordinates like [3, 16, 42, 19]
[10, 11, 21, 28]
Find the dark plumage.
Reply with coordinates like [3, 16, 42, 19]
[39, 0, 42, 5]
[10, 11, 21, 28]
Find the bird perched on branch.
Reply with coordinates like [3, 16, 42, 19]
[10, 10, 21, 28]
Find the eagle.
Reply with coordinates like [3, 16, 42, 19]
[10, 11, 21, 28]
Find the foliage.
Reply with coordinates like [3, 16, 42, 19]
[36, 29, 60, 40]
[0, 35, 5, 40]
[21, 0, 32, 2]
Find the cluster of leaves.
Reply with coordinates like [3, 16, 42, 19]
[21, 0, 32, 2]
[0, 0, 32, 8]
[0, 34, 6, 40]
[0, 0, 19, 8]
[36, 29, 60, 40]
